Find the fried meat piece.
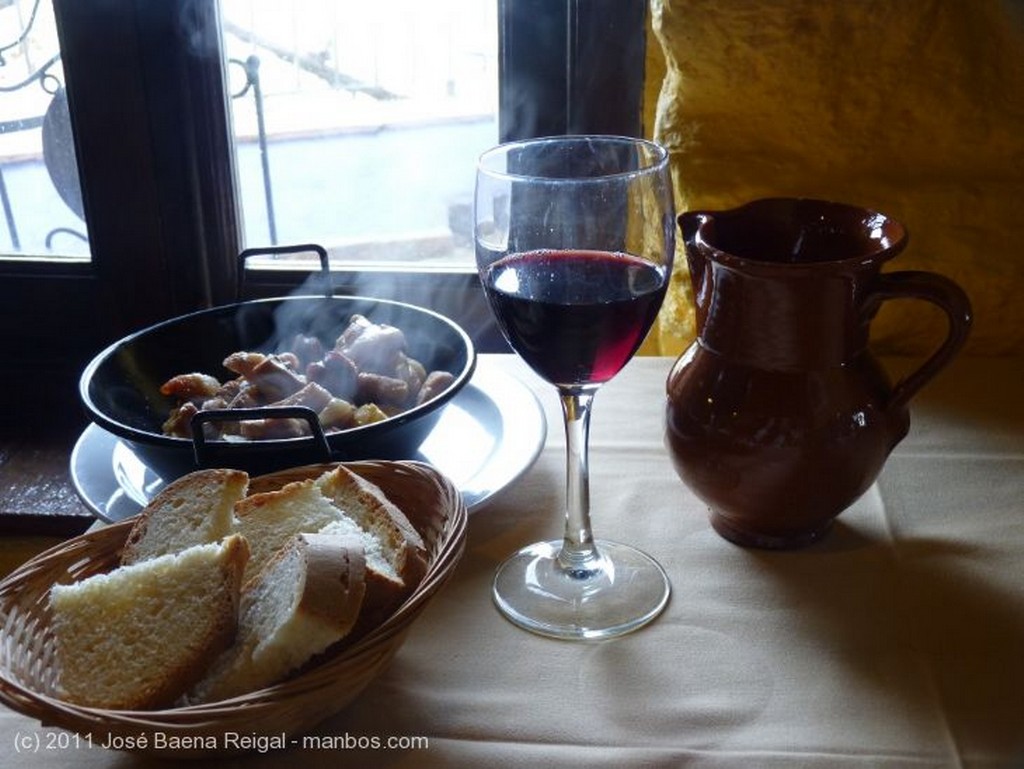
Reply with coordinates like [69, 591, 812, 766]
[162, 401, 199, 438]
[416, 370, 455, 405]
[334, 315, 407, 374]
[319, 398, 356, 430]
[265, 381, 334, 414]
[222, 351, 266, 378]
[245, 355, 306, 402]
[357, 372, 409, 407]
[307, 350, 359, 401]
[289, 333, 325, 369]
[160, 373, 222, 402]
[238, 417, 308, 440]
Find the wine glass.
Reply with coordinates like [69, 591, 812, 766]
[474, 135, 675, 640]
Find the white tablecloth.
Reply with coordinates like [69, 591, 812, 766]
[4, 354, 1023, 768]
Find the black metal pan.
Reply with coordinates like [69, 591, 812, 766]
[79, 247, 476, 479]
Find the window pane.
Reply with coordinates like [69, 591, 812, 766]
[0, 0, 89, 259]
[221, 0, 497, 269]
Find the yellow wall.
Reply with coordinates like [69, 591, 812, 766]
[646, 0, 1024, 357]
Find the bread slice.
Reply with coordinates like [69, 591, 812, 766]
[49, 534, 249, 710]
[188, 532, 366, 703]
[120, 468, 249, 566]
[232, 477, 352, 584]
[231, 473, 408, 629]
[315, 465, 428, 589]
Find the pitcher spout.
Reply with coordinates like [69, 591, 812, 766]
[678, 210, 710, 301]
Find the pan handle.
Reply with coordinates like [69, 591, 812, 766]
[190, 405, 332, 467]
[237, 244, 332, 299]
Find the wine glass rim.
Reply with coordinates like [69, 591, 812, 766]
[477, 134, 669, 182]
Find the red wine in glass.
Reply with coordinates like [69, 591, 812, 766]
[475, 135, 674, 640]
[482, 249, 667, 387]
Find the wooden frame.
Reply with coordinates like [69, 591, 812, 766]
[1, 0, 647, 415]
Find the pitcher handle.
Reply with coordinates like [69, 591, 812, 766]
[866, 271, 972, 412]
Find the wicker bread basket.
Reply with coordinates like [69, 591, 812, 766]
[0, 460, 467, 758]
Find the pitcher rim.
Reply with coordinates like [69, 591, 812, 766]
[681, 197, 909, 271]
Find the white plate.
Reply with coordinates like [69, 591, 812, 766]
[70, 362, 547, 522]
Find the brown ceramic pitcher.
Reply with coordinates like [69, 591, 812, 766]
[665, 198, 972, 549]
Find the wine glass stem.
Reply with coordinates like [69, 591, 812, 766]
[557, 387, 602, 578]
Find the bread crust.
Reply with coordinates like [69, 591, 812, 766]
[295, 532, 367, 631]
[316, 465, 428, 587]
[121, 468, 249, 566]
[188, 532, 367, 703]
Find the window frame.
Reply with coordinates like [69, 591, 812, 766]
[1, 0, 646, 414]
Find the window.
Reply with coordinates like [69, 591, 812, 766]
[0, 0, 89, 259]
[1, 0, 645, 415]
[222, 0, 496, 264]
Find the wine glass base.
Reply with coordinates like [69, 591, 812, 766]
[492, 539, 671, 641]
